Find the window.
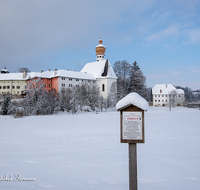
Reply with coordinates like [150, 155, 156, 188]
[62, 83, 65, 87]
[166, 95, 167, 97]
[162, 95, 164, 97]
[76, 85, 79, 87]
[69, 78, 72, 81]
[3, 86, 6, 89]
[162, 100, 164, 102]
[155, 95, 157, 97]
[158, 100, 160, 102]
[7, 86, 10, 89]
[166, 100, 167, 102]
[62, 77, 65, 80]
[102, 84, 105, 92]
[17, 86, 20, 89]
[82, 80, 83, 82]
[0, 86, 1, 89]
[76, 79, 79, 81]
[158, 95, 160, 97]
[155, 100, 157, 102]
[45, 84, 46, 87]
[69, 84, 72, 87]
[49, 84, 51, 87]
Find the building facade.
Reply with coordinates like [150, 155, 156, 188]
[152, 84, 185, 107]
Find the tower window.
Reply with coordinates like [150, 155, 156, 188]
[102, 84, 105, 92]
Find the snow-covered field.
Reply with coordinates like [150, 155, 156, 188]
[0, 107, 200, 190]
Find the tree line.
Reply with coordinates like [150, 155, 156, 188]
[0, 78, 112, 117]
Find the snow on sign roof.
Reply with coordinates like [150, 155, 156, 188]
[116, 92, 149, 111]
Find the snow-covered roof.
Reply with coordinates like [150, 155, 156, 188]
[152, 84, 184, 95]
[26, 70, 95, 80]
[116, 92, 149, 111]
[1, 68, 9, 73]
[26, 72, 43, 79]
[0, 73, 25, 80]
[152, 84, 176, 94]
[176, 89, 184, 94]
[55, 70, 95, 80]
[81, 59, 117, 79]
[96, 44, 105, 48]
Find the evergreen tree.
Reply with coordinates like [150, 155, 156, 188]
[128, 61, 147, 99]
[1, 95, 11, 115]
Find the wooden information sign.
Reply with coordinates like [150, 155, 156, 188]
[118, 104, 145, 144]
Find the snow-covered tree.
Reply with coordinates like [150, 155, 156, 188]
[85, 81, 100, 111]
[169, 90, 178, 111]
[107, 81, 117, 107]
[22, 78, 58, 115]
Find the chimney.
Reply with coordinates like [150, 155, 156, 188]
[41, 70, 43, 73]
[23, 70, 27, 79]
[67, 69, 69, 71]
[74, 70, 76, 72]
[54, 69, 57, 76]
[49, 69, 50, 71]
[166, 84, 167, 88]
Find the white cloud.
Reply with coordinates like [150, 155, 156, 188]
[147, 73, 168, 79]
[187, 29, 200, 44]
[171, 71, 180, 75]
[147, 24, 179, 41]
[191, 69, 200, 74]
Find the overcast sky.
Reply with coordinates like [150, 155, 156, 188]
[0, 0, 200, 90]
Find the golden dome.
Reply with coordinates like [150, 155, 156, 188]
[95, 37, 106, 56]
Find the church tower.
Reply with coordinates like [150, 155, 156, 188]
[95, 36, 106, 61]
[81, 36, 117, 99]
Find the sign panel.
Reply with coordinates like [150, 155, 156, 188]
[122, 112, 142, 140]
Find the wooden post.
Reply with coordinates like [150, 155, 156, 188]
[129, 143, 137, 190]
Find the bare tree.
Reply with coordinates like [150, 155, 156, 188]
[169, 90, 177, 111]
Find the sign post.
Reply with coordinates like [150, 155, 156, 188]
[116, 92, 148, 190]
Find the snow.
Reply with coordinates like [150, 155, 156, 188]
[0, 69, 95, 81]
[81, 59, 117, 79]
[116, 92, 149, 111]
[96, 44, 105, 48]
[55, 70, 95, 80]
[176, 88, 184, 94]
[152, 84, 184, 94]
[26, 70, 95, 80]
[1, 107, 200, 190]
[0, 73, 25, 80]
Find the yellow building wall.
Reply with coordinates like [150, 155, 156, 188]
[0, 80, 27, 96]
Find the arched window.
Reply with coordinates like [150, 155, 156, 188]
[102, 84, 105, 92]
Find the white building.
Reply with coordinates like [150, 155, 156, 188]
[152, 84, 185, 107]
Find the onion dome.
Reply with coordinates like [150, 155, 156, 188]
[95, 36, 106, 61]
